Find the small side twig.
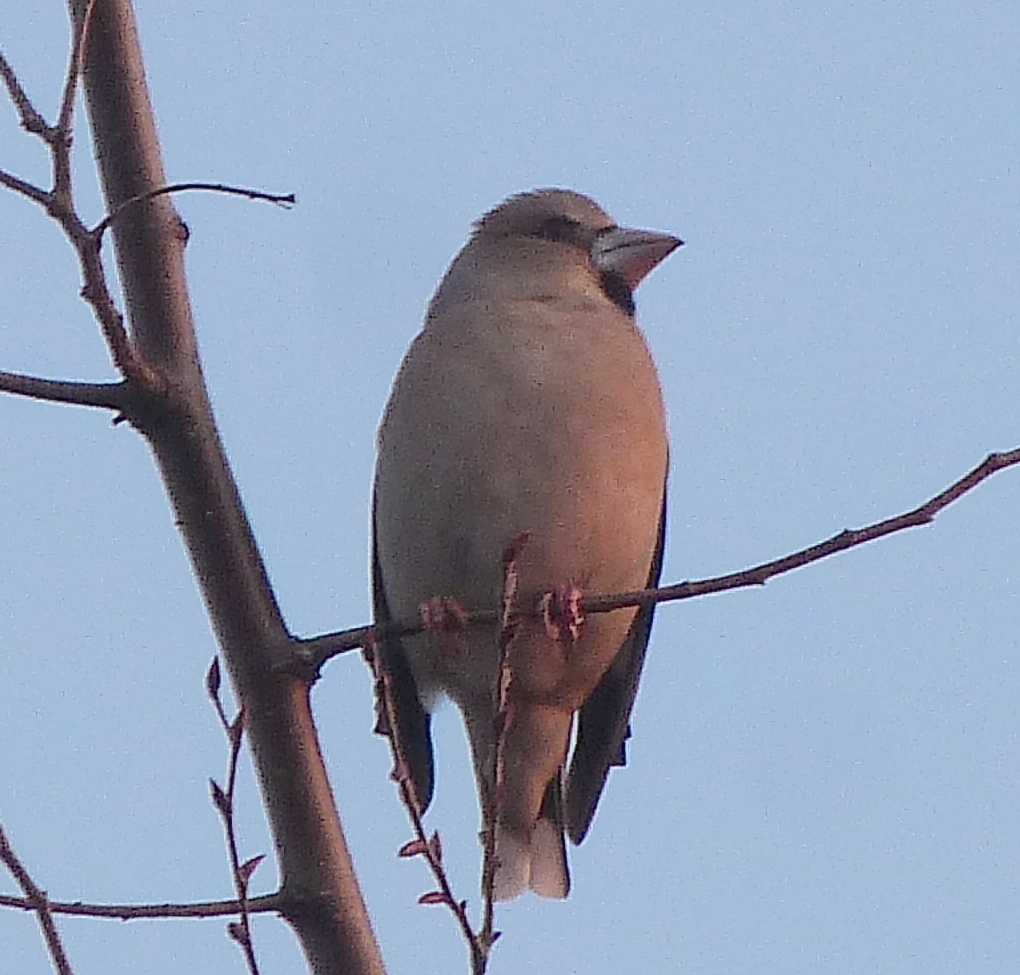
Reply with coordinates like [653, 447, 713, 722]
[0, 14, 147, 383]
[478, 534, 529, 953]
[52, 0, 98, 196]
[0, 48, 50, 136]
[93, 183, 296, 238]
[1, 43, 293, 391]
[299, 447, 1020, 670]
[366, 635, 489, 974]
[0, 821, 75, 975]
[206, 659, 264, 975]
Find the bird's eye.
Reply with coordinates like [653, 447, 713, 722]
[535, 216, 586, 246]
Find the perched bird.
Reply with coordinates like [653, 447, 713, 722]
[372, 188, 680, 900]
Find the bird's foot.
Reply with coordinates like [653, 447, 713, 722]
[419, 595, 469, 631]
[541, 585, 585, 642]
[419, 596, 471, 657]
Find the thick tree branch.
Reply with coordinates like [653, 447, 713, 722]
[0, 369, 129, 410]
[301, 447, 1020, 671]
[0, 166, 49, 205]
[4, 5, 385, 965]
[1, 2, 389, 972]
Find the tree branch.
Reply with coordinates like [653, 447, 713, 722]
[367, 636, 485, 971]
[0, 823, 75, 975]
[0, 891, 285, 921]
[0, 48, 51, 136]
[66, 1, 387, 971]
[0, 166, 49, 206]
[3, 5, 386, 973]
[53, 0, 98, 196]
[301, 447, 1020, 671]
[0, 369, 129, 410]
[94, 182, 295, 238]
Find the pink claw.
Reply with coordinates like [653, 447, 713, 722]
[541, 585, 585, 642]
[419, 595, 469, 631]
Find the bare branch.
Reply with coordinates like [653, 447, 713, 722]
[0, 14, 151, 385]
[587, 446, 1020, 615]
[94, 182, 296, 238]
[0, 167, 49, 206]
[209, 703, 262, 975]
[366, 635, 486, 972]
[0, 178, 148, 385]
[478, 536, 528, 960]
[0, 370, 129, 410]
[301, 447, 1020, 670]
[0, 823, 75, 975]
[56, 0, 98, 149]
[0, 48, 51, 137]
[10, 2, 393, 969]
[0, 891, 285, 920]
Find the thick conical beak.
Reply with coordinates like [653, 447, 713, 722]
[590, 227, 683, 289]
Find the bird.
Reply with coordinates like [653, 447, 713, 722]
[372, 188, 680, 901]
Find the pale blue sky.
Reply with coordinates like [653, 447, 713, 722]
[1, 2, 1018, 973]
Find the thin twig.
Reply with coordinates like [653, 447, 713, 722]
[94, 182, 296, 238]
[585, 445, 1020, 615]
[206, 660, 263, 975]
[0, 822, 75, 975]
[366, 634, 488, 973]
[53, 0, 98, 196]
[477, 537, 528, 959]
[0, 891, 283, 920]
[300, 447, 1020, 670]
[0, 48, 51, 136]
[57, 0, 97, 136]
[0, 13, 149, 384]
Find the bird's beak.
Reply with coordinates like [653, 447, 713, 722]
[590, 227, 683, 289]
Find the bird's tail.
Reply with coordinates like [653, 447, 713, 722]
[492, 779, 570, 901]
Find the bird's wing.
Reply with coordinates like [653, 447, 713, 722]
[565, 486, 667, 844]
[371, 489, 435, 811]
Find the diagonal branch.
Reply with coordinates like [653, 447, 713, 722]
[4, 2, 387, 970]
[0, 48, 51, 136]
[65, 1, 388, 971]
[0, 823, 75, 975]
[0, 13, 149, 384]
[53, 0, 100, 200]
[366, 635, 485, 972]
[55, 0, 98, 150]
[588, 445, 1020, 615]
[299, 446, 1020, 671]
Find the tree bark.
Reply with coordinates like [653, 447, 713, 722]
[71, 2, 386, 971]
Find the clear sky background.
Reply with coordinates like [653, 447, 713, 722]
[1, 2, 1018, 973]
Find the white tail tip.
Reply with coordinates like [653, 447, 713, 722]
[491, 823, 569, 901]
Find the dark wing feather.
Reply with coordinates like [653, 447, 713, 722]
[565, 489, 667, 844]
[371, 492, 435, 811]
